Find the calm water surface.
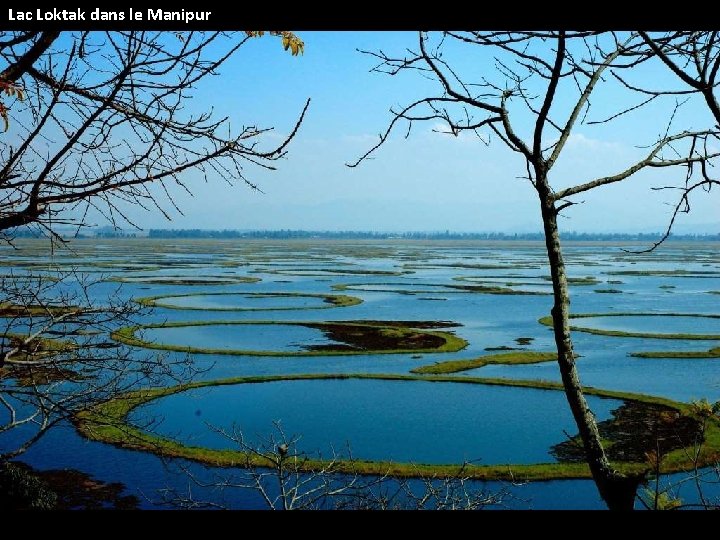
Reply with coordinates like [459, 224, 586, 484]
[131, 379, 620, 464]
[2, 239, 719, 509]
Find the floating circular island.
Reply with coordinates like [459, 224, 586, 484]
[110, 275, 261, 286]
[75, 374, 719, 481]
[539, 312, 720, 340]
[135, 291, 362, 311]
[333, 282, 550, 296]
[111, 320, 468, 357]
[253, 267, 412, 277]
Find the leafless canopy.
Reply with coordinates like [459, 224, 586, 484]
[350, 32, 717, 205]
[157, 423, 510, 510]
[350, 31, 720, 510]
[0, 31, 309, 239]
[0, 271, 198, 460]
[350, 32, 719, 254]
[613, 32, 720, 250]
[0, 31, 308, 463]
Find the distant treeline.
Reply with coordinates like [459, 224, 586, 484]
[8, 228, 138, 239]
[145, 229, 720, 241]
[8, 227, 720, 241]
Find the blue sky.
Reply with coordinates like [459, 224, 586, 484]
[103, 32, 720, 233]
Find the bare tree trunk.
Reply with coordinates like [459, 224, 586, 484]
[350, 30, 716, 511]
[537, 176, 641, 511]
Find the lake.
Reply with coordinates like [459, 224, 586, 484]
[2, 238, 720, 509]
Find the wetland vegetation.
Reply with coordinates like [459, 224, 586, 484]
[3, 237, 720, 510]
[4, 28, 720, 511]
[74, 373, 720, 481]
[2, 237, 713, 508]
[112, 319, 468, 356]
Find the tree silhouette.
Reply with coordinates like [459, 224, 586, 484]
[350, 31, 719, 510]
[0, 30, 307, 483]
[0, 31, 308, 238]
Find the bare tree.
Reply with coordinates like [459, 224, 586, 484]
[349, 31, 719, 510]
[0, 271, 197, 460]
[0, 31, 308, 238]
[638, 400, 720, 510]
[610, 35, 720, 507]
[156, 423, 509, 510]
[0, 30, 308, 499]
[609, 32, 720, 251]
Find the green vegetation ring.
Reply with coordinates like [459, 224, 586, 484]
[111, 320, 468, 357]
[0, 303, 82, 318]
[412, 351, 557, 374]
[333, 282, 551, 296]
[135, 292, 362, 311]
[539, 312, 720, 340]
[631, 346, 720, 359]
[604, 270, 720, 278]
[74, 373, 720, 481]
[13, 262, 164, 274]
[108, 275, 261, 286]
[253, 268, 412, 277]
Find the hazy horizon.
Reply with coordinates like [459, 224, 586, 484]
[70, 32, 719, 234]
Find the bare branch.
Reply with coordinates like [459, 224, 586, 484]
[553, 132, 718, 201]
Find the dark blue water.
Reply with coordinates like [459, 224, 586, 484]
[3, 239, 720, 509]
[131, 379, 620, 465]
